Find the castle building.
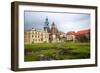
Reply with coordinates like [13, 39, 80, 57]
[24, 17, 66, 44]
[24, 30, 33, 44]
[24, 28, 49, 44]
[24, 18, 50, 44]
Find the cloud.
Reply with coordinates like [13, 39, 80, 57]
[24, 11, 90, 32]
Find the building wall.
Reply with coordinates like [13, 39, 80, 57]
[24, 29, 49, 44]
[66, 35, 76, 41]
[24, 31, 33, 44]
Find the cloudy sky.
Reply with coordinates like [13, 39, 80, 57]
[24, 11, 90, 33]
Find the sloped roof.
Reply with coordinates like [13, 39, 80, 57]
[66, 31, 76, 35]
[76, 29, 90, 36]
[66, 29, 90, 36]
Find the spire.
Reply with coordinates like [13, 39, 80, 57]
[52, 22, 55, 27]
[51, 22, 58, 34]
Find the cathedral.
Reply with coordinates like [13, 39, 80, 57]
[44, 17, 65, 43]
[24, 17, 65, 44]
[24, 17, 90, 44]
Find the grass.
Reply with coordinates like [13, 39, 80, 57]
[24, 42, 90, 61]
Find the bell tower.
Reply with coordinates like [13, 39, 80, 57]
[44, 17, 49, 32]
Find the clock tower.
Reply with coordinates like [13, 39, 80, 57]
[44, 17, 50, 32]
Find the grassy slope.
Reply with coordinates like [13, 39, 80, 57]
[24, 42, 90, 61]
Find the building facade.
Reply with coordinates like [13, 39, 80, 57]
[24, 31, 33, 44]
[66, 29, 90, 42]
[24, 28, 49, 44]
[75, 29, 90, 42]
[66, 31, 76, 41]
[24, 17, 62, 44]
[24, 17, 67, 44]
[24, 17, 90, 44]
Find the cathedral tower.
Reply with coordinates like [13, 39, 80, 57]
[44, 17, 50, 32]
[50, 22, 58, 35]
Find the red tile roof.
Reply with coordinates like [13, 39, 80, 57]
[76, 29, 90, 36]
[66, 31, 76, 35]
[66, 29, 90, 36]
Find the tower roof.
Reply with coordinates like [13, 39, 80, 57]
[50, 22, 58, 34]
[44, 17, 49, 27]
[52, 22, 55, 26]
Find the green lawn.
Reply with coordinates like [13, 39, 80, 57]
[24, 42, 90, 61]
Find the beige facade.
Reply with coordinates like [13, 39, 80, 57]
[66, 35, 76, 41]
[24, 28, 49, 44]
[24, 31, 33, 44]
